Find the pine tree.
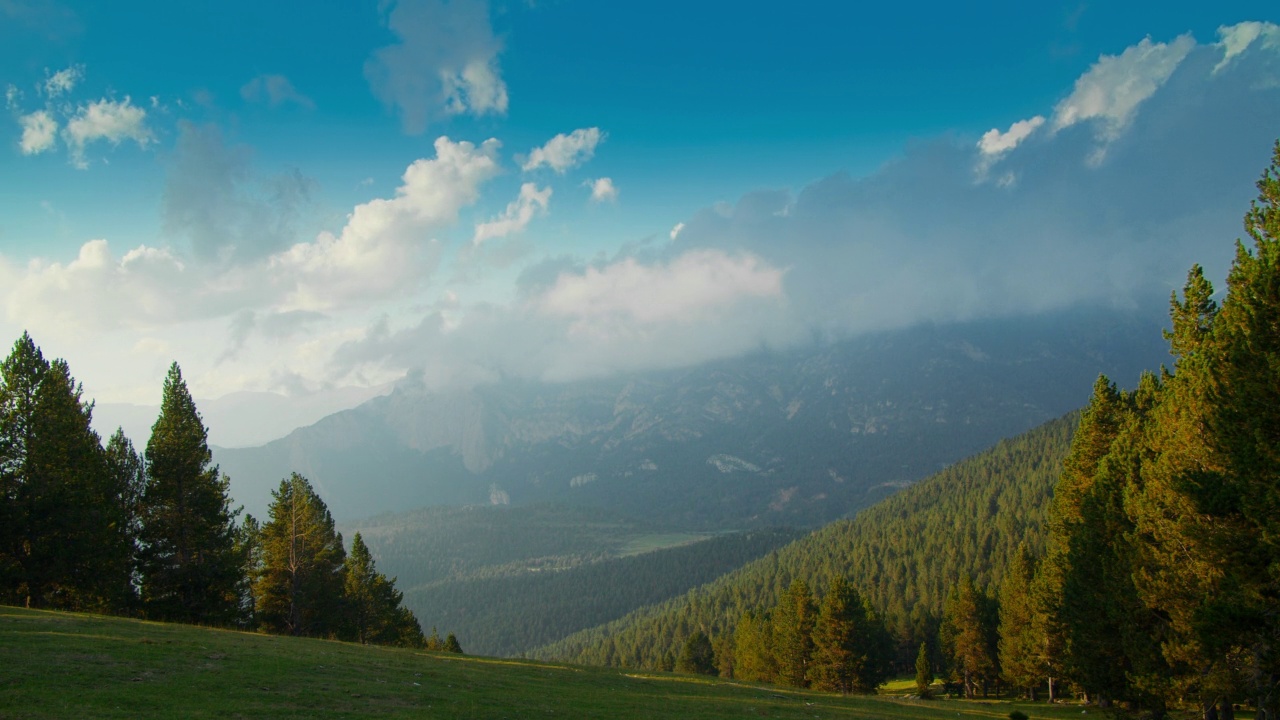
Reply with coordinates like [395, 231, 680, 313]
[138, 362, 245, 624]
[713, 632, 735, 678]
[343, 532, 424, 647]
[941, 577, 997, 699]
[425, 626, 443, 651]
[999, 546, 1044, 700]
[916, 642, 934, 698]
[443, 632, 463, 654]
[1204, 140, 1280, 715]
[676, 630, 716, 675]
[808, 576, 892, 694]
[255, 473, 346, 637]
[102, 428, 147, 611]
[772, 579, 816, 687]
[732, 610, 775, 682]
[1127, 142, 1280, 717]
[0, 336, 132, 611]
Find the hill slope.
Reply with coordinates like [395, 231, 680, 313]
[217, 307, 1161, 529]
[533, 412, 1076, 668]
[338, 504, 802, 657]
[2, 606, 1095, 720]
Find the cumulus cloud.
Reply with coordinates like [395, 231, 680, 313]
[329, 28, 1280, 391]
[1215, 21, 1280, 74]
[1051, 34, 1196, 141]
[978, 116, 1045, 157]
[328, 248, 793, 388]
[365, 0, 507, 134]
[522, 127, 604, 173]
[271, 136, 501, 310]
[473, 182, 551, 245]
[240, 74, 315, 110]
[585, 177, 618, 203]
[539, 250, 783, 330]
[63, 96, 153, 168]
[0, 239, 195, 333]
[43, 65, 82, 98]
[17, 109, 57, 154]
[975, 115, 1046, 179]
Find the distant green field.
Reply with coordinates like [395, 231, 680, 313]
[618, 532, 715, 556]
[1, 606, 1100, 720]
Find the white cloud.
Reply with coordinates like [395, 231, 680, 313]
[585, 177, 618, 203]
[240, 74, 315, 110]
[669, 222, 685, 241]
[539, 250, 784, 329]
[17, 109, 57, 154]
[1214, 21, 1280, 74]
[978, 116, 1045, 156]
[473, 182, 551, 245]
[365, 0, 507, 134]
[1, 239, 193, 333]
[975, 115, 1046, 180]
[522, 127, 604, 173]
[1052, 34, 1196, 139]
[328, 249, 794, 389]
[43, 65, 82, 98]
[63, 97, 153, 168]
[271, 136, 501, 310]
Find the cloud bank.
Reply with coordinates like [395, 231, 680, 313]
[4, 24, 1280, 404]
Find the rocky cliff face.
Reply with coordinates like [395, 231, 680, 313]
[216, 306, 1167, 528]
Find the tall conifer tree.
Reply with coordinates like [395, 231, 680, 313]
[808, 576, 892, 693]
[255, 473, 346, 637]
[344, 532, 424, 647]
[772, 579, 816, 687]
[0, 336, 132, 611]
[138, 363, 245, 624]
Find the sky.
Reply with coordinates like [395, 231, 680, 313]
[2, 1, 1280, 437]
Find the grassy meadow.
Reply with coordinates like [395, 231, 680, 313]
[1, 605, 1097, 720]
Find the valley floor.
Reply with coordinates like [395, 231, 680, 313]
[3, 606, 1123, 720]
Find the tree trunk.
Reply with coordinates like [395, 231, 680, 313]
[1048, 677, 1056, 703]
[1220, 698, 1235, 720]
[1030, 686, 1038, 702]
[1206, 699, 1220, 720]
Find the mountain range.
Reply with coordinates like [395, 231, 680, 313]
[214, 306, 1168, 528]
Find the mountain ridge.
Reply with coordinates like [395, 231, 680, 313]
[215, 306, 1167, 527]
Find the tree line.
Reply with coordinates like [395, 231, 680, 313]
[0, 347, 459, 652]
[986, 142, 1280, 718]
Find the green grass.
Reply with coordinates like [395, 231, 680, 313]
[0, 606, 1094, 719]
[617, 532, 715, 557]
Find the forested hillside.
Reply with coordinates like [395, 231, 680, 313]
[533, 412, 1076, 668]
[406, 527, 800, 656]
[342, 504, 800, 656]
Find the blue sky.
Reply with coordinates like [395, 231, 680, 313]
[1, 1, 1279, 442]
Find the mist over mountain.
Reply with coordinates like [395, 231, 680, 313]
[93, 383, 393, 449]
[216, 305, 1168, 527]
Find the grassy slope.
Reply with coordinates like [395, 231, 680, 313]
[0, 606, 1091, 720]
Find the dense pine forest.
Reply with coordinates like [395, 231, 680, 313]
[532, 409, 1076, 671]
[404, 527, 800, 656]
